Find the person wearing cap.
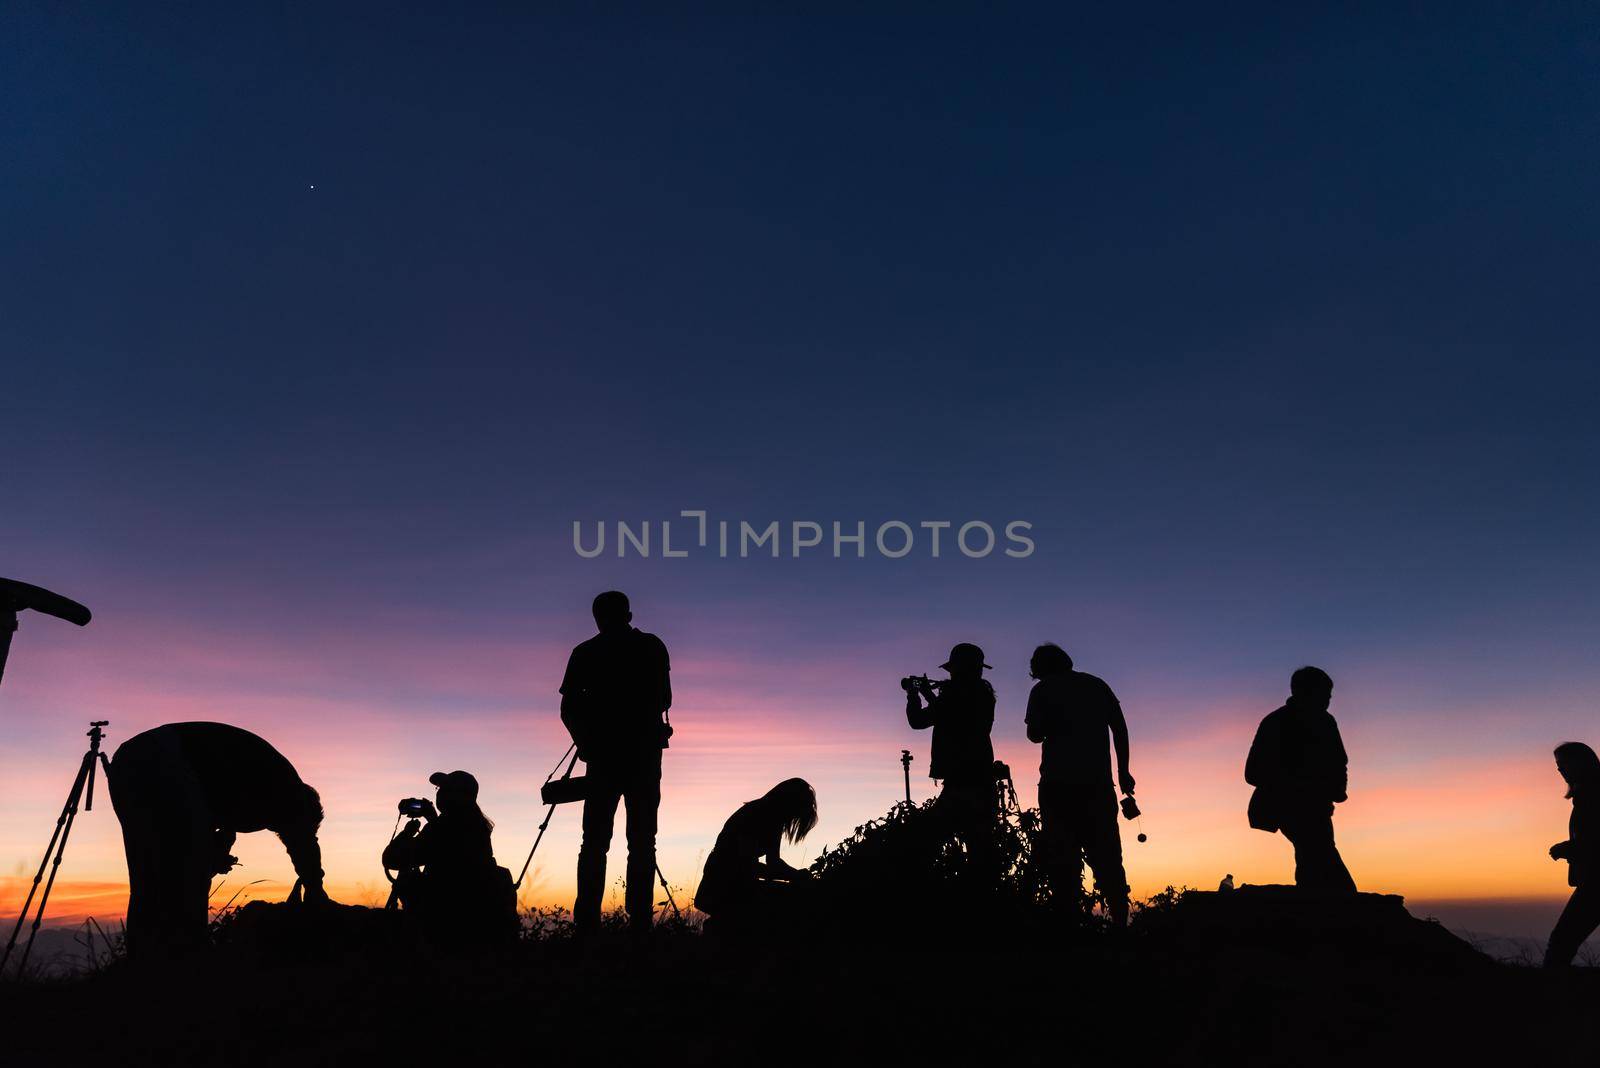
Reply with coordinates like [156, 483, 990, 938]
[1024, 643, 1134, 926]
[383, 768, 513, 937]
[906, 642, 998, 874]
[559, 590, 674, 936]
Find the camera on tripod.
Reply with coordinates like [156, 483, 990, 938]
[3, 720, 112, 976]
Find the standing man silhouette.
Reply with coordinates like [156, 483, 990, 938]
[1024, 643, 1134, 926]
[1245, 666, 1357, 894]
[560, 591, 673, 937]
[906, 642, 997, 874]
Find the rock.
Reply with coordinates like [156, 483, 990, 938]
[213, 900, 405, 963]
[1138, 884, 1491, 972]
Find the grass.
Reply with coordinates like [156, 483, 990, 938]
[4, 800, 1598, 1066]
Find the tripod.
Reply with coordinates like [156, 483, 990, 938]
[2, 721, 113, 976]
[514, 743, 681, 921]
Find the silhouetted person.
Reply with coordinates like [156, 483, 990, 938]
[1024, 643, 1134, 926]
[1245, 667, 1357, 894]
[560, 590, 672, 936]
[1544, 741, 1600, 968]
[383, 770, 515, 942]
[107, 722, 327, 956]
[906, 643, 997, 874]
[694, 778, 817, 935]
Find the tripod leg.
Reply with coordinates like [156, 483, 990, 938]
[85, 748, 98, 812]
[92, 753, 111, 811]
[514, 802, 560, 890]
[16, 797, 84, 974]
[1, 752, 91, 974]
[655, 862, 681, 920]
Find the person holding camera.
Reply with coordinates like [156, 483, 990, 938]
[1023, 643, 1134, 926]
[559, 590, 673, 937]
[1543, 742, 1600, 968]
[383, 769, 514, 941]
[694, 778, 818, 936]
[905, 642, 998, 875]
[1245, 666, 1357, 894]
[108, 721, 328, 957]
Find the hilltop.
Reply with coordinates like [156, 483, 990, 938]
[3, 800, 1592, 1066]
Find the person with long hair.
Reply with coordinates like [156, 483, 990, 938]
[1545, 741, 1600, 968]
[383, 769, 514, 940]
[694, 778, 818, 929]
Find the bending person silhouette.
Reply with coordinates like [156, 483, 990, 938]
[1544, 742, 1600, 968]
[1024, 643, 1134, 926]
[383, 770, 516, 942]
[906, 643, 997, 874]
[560, 590, 673, 937]
[694, 778, 817, 935]
[108, 722, 327, 956]
[1245, 667, 1357, 894]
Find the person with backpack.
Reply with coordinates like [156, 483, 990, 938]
[1245, 666, 1357, 894]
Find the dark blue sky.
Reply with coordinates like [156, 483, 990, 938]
[7, 2, 1597, 630]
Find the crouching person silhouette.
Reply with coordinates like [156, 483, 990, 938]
[1024, 644, 1134, 927]
[560, 590, 673, 938]
[694, 779, 817, 938]
[107, 722, 328, 957]
[1245, 667, 1357, 894]
[906, 643, 998, 877]
[1544, 742, 1600, 968]
[383, 770, 517, 944]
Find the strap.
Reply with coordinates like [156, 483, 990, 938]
[515, 749, 580, 889]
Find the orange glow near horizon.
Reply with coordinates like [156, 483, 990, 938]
[0, 611, 1589, 933]
[1, 706, 1581, 929]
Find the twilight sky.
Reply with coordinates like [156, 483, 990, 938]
[3, 4, 1599, 928]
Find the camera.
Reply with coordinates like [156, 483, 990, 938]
[1120, 795, 1141, 821]
[541, 775, 590, 806]
[397, 797, 431, 817]
[900, 674, 942, 694]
